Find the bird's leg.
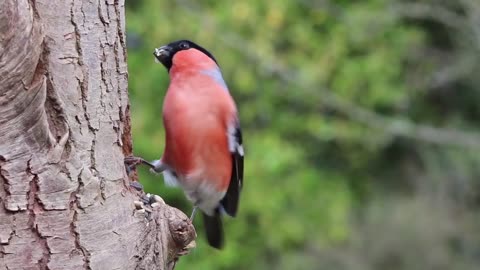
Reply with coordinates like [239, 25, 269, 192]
[124, 156, 156, 191]
[190, 206, 198, 221]
[124, 155, 157, 171]
[124, 156, 168, 188]
[148, 159, 168, 174]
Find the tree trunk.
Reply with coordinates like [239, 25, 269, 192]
[0, 1, 195, 269]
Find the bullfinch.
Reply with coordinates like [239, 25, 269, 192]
[126, 40, 244, 249]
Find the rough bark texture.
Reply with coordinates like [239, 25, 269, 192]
[0, 0, 196, 269]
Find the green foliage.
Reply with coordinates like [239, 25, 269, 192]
[126, 0, 480, 269]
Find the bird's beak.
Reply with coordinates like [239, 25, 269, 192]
[153, 45, 171, 64]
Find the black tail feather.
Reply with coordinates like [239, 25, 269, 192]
[202, 211, 224, 249]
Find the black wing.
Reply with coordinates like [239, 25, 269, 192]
[221, 122, 243, 217]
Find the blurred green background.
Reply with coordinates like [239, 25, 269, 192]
[126, 0, 480, 269]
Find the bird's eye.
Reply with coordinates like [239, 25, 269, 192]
[179, 42, 189, 49]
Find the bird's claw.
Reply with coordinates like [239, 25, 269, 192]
[130, 181, 144, 191]
[125, 156, 156, 169]
[125, 155, 144, 173]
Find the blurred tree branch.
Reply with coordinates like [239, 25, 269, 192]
[389, 2, 468, 30]
[390, 1, 480, 89]
[176, 0, 480, 149]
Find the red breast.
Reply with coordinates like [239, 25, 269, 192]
[161, 49, 236, 191]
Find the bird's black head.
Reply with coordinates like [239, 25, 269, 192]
[153, 40, 218, 71]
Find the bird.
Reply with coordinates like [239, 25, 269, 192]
[125, 40, 244, 249]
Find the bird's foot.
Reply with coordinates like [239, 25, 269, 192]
[125, 155, 156, 173]
[125, 156, 157, 192]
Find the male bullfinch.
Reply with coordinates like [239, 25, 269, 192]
[126, 40, 244, 249]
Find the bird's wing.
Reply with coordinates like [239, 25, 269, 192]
[221, 121, 244, 217]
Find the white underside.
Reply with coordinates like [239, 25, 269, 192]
[150, 160, 224, 215]
[183, 181, 226, 216]
[162, 169, 179, 187]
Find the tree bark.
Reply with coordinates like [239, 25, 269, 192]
[0, 1, 195, 269]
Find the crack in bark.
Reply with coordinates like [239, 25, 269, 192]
[113, 0, 127, 60]
[98, 1, 109, 26]
[11, 215, 17, 242]
[71, 208, 90, 270]
[104, 1, 130, 178]
[71, 0, 95, 134]
[27, 0, 40, 19]
[0, 156, 12, 209]
[113, 1, 132, 161]
[26, 159, 50, 270]
[71, 0, 101, 204]
[68, 168, 90, 270]
[68, 3, 94, 268]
